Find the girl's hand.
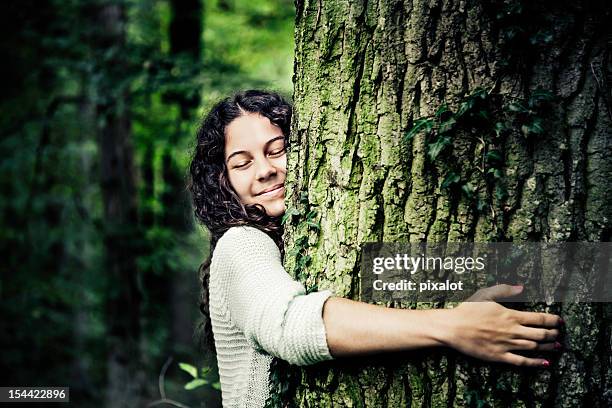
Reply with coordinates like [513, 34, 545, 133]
[442, 284, 563, 367]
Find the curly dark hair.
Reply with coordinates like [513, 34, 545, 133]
[189, 90, 292, 352]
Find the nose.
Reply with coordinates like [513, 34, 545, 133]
[255, 156, 276, 181]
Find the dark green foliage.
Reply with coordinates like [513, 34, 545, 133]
[403, 87, 554, 222]
[0, 0, 294, 406]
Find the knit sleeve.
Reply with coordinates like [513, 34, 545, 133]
[213, 226, 334, 366]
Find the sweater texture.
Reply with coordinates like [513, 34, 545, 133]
[209, 226, 334, 407]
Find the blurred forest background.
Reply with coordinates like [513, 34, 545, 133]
[0, 0, 294, 406]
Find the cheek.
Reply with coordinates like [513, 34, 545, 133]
[227, 170, 251, 198]
[275, 155, 288, 174]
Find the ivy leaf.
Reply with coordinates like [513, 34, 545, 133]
[494, 122, 506, 136]
[457, 99, 475, 117]
[472, 88, 487, 99]
[185, 379, 207, 390]
[299, 191, 309, 204]
[521, 124, 531, 137]
[439, 117, 457, 134]
[441, 172, 461, 189]
[485, 150, 503, 163]
[477, 199, 488, 212]
[281, 207, 301, 225]
[521, 118, 544, 137]
[427, 136, 451, 161]
[529, 89, 554, 107]
[305, 209, 317, 221]
[477, 110, 490, 120]
[507, 102, 529, 113]
[529, 118, 544, 134]
[529, 30, 554, 45]
[179, 363, 198, 379]
[306, 221, 320, 230]
[435, 104, 450, 117]
[495, 185, 508, 201]
[461, 183, 475, 199]
[297, 254, 311, 269]
[487, 168, 503, 179]
[212, 382, 221, 390]
[405, 118, 434, 141]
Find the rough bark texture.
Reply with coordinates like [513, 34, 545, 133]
[286, 0, 611, 406]
[95, 4, 145, 407]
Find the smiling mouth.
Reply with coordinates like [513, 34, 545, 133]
[257, 185, 284, 197]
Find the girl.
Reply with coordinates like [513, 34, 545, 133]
[189, 90, 563, 407]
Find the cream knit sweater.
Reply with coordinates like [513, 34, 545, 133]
[209, 226, 334, 407]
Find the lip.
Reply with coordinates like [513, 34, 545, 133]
[257, 184, 284, 197]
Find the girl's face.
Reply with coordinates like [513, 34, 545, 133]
[225, 113, 287, 217]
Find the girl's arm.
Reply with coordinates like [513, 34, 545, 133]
[323, 284, 562, 367]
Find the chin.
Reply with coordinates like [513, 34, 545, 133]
[263, 200, 285, 217]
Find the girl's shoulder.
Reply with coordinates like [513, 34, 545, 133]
[215, 225, 278, 256]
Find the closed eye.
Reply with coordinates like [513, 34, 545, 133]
[268, 147, 286, 157]
[233, 160, 251, 169]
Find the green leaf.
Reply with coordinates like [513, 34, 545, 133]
[185, 379, 207, 390]
[530, 118, 544, 134]
[477, 199, 488, 212]
[477, 110, 490, 120]
[212, 382, 221, 390]
[485, 150, 503, 163]
[472, 88, 487, 99]
[306, 221, 320, 230]
[297, 254, 311, 269]
[441, 172, 461, 189]
[427, 136, 451, 161]
[494, 122, 506, 136]
[487, 168, 503, 179]
[435, 104, 450, 117]
[179, 363, 198, 379]
[439, 117, 457, 134]
[457, 99, 475, 117]
[295, 236, 308, 248]
[405, 118, 434, 141]
[521, 124, 531, 137]
[529, 89, 554, 107]
[495, 186, 508, 201]
[305, 209, 317, 221]
[521, 118, 544, 137]
[461, 183, 475, 198]
[299, 191, 309, 204]
[507, 102, 528, 113]
[281, 207, 301, 225]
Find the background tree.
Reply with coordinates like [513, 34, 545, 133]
[0, 0, 295, 406]
[282, 0, 611, 406]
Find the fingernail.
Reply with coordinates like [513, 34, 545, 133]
[542, 360, 550, 368]
[554, 341, 562, 351]
[559, 318, 565, 325]
[513, 285, 524, 291]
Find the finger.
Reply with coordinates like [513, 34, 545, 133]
[515, 311, 562, 328]
[480, 284, 524, 301]
[509, 340, 560, 352]
[515, 326, 559, 342]
[501, 352, 551, 368]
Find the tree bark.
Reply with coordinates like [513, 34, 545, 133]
[94, 3, 145, 407]
[287, 0, 611, 406]
[163, 0, 203, 353]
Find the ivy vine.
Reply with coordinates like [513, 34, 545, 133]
[404, 86, 553, 230]
[265, 191, 321, 408]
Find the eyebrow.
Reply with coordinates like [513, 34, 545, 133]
[226, 135, 285, 162]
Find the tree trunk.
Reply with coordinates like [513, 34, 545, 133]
[94, 3, 145, 407]
[286, 0, 611, 406]
[163, 0, 203, 353]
